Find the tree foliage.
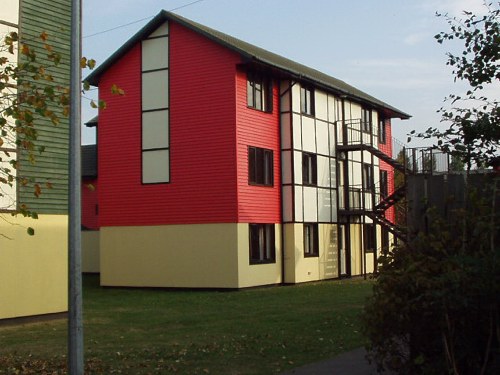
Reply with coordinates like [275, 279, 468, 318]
[0, 31, 96, 235]
[413, 2, 500, 169]
[362, 185, 499, 374]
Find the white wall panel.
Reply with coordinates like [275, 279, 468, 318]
[291, 83, 301, 113]
[349, 102, 362, 120]
[329, 123, 336, 156]
[303, 186, 318, 222]
[331, 190, 338, 222]
[351, 150, 362, 163]
[281, 150, 292, 185]
[0, 153, 16, 210]
[330, 158, 337, 186]
[2, 0, 19, 24]
[317, 155, 330, 188]
[294, 186, 303, 222]
[292, 114, 302, 150]
[282, 185, 293, 222]
[142, 110, 169, 149]
[281, 113, 291, 149]
[301, 116, 315, 153]
[316, 120, 329, 155]
[315, 91, 328, 121]
[350, 161, 362, 187]
[280, 81, 291, 112]
[318, 188, 331, 222]
[143, 149, 169, 183]
[142, 37, 169, 71]
[149, 22, 169, 37]
[142, 71, 169, 111]
[327, 94, 337, 123]
[294, 151, 302, 185]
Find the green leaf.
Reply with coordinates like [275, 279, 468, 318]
[27, 227, 35, 236]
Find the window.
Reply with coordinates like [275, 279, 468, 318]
[302, 153, 317, 186]
[300, 86, 314, 116]
[380, 170, 388, 198]
[248, 147, 273, 186]
[249, 224, 275, 264]
[304, 223, 319, 257]
[364, 224, 376, 253]
[247, 72, 272, 112]
[379, 117, 386, 144]
[142, 110, 170, 184]
[361, 108, 371, 133]
[363, 163, 374, 192]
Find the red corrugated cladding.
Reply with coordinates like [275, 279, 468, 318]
[378, 119, 395, 223]
[97, 21, 280, 227]
[81, 177, 99, 229]
[235, 68, 281, 223]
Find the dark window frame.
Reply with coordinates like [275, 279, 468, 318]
[302, 152, 317, 186]
[364, 223, 376, 253]
[379, 117, 386, 144]
[247, 71, 273, 113]
[303, 223, 319, 257]
[300, 86, 315, 116]
[363, 163, 374, 192]
[361, 107, 371, 133]
[248, 146, 274, 187]
[380, 170, 388, 198]
[249, 223, 276, 264]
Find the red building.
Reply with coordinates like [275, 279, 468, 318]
[85, 11, 410, 287]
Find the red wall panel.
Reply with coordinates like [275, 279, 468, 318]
[235, 68, 281, 223]
[378, 119, 395, 223]
[81, 177, 99, 229]
[97, 22, 242, 227]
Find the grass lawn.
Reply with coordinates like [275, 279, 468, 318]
[0, 275, 372, 374]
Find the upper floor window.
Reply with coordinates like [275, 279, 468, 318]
[248, 146, 273, 186]
[362, 163, 374, 192]
[302, 152, 317, 186]
[249, 223, 276, 264]
[380, 170, 388, 198]
[247, 72, 272, 112]
[361, 108, 371, 133]
[304, 223, 319, 257]
[300, 86, 315, 116]
[379, 118, 386, 144]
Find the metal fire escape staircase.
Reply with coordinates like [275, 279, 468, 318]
[337, 119, 409, 241]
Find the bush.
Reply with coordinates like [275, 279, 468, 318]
[362, 177, 500, 374]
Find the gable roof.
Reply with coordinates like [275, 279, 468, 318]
[86, 10, 410, 119]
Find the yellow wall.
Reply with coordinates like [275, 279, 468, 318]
[0, 214, 68, 319]
[100, 224, 240, 288]
[350, 223, 363, 276]
[82, 230, 100, 273]
[283, 223, 338, 284]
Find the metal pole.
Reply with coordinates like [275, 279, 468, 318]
[68, 0, 83, 373]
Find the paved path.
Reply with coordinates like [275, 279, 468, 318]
[281, 348, 380, 375]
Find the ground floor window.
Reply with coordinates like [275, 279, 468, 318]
[303, 223, 319, 257]
[364, 223, 376, 253]
[249, 223, 275, 264]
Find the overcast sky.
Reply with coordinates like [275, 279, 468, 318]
[81, 0, 498, 146]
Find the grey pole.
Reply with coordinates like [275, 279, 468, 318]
[68, 0, 83, 373]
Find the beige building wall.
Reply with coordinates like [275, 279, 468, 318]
[100, 223, 241, 288]
[0, 214, 68, 319]
[283, 223, 338, 284]
[350, 223, 363, 276]
[82, 230, 100, 273]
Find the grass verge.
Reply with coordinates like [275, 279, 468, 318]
[0, 275, 372, 374]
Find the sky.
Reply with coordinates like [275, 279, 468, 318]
[81, 0, 498, 146]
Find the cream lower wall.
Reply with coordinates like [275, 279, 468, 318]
[82, 230, 100, 273]
[0, 214, 68, 319]
[283, 223, 338, 284]
[100, 224, 241, 288]
[350, 223, 363, 276]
